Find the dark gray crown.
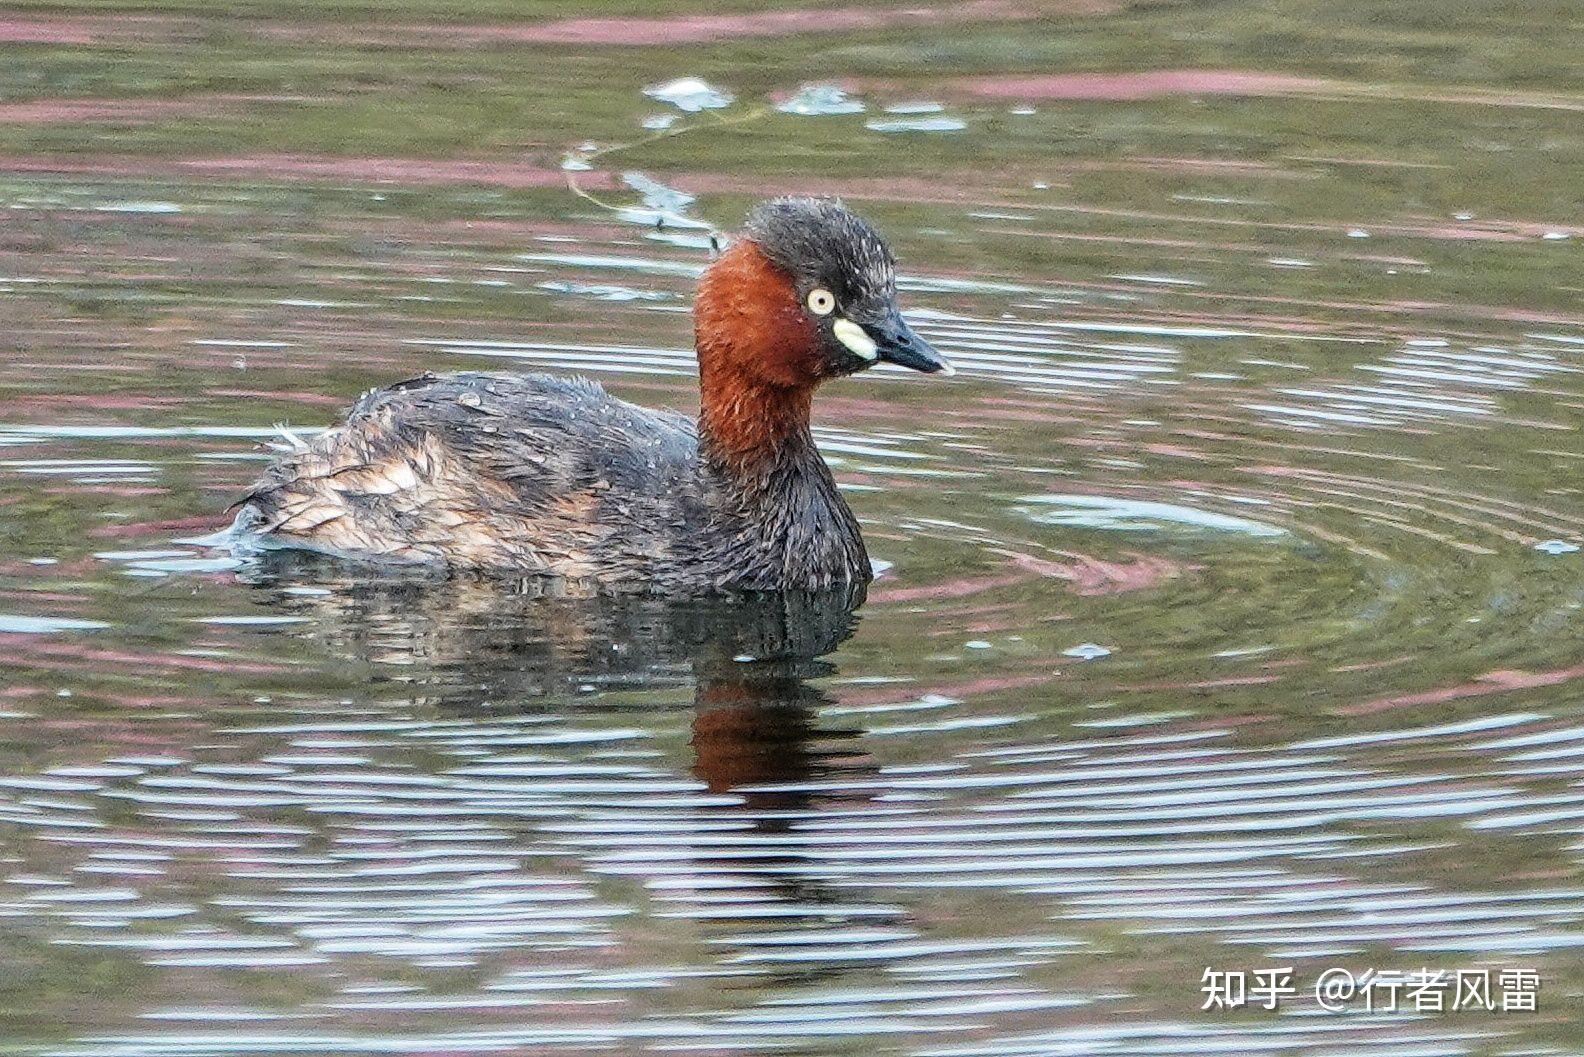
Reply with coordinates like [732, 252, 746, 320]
[744, 197, 897, 320]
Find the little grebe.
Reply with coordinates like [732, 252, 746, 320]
[239, 197, 953, 592]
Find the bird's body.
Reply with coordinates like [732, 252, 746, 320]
[241, 370, 868, 592]
[236, 198, 952, 594]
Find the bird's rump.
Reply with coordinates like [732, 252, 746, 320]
[242, 371, 700, 577]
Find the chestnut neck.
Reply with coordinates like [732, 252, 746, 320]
[687, 241, 870, 589]
[698, 380, 818, 478]
[693, 241, 824, 482]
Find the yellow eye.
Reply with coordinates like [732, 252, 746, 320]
[806, 288, 835, 316]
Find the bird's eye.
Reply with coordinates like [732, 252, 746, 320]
[806, 288, 835, 316]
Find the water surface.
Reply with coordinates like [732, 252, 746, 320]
[3, 2, 1584, 1053]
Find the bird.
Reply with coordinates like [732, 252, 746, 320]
[235, 196, 954, 593]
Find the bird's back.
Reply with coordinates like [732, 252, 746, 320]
[241, 371, 703, 583]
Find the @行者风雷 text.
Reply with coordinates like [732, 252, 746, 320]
[1200, 966, 1540, 1013]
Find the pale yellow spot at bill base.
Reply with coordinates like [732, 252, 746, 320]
[833, 317, 878, 360]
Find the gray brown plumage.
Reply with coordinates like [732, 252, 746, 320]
[237, 198, 953, 594]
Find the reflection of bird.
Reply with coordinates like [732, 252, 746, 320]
[250, 565, 890, 958]
[236, 198, 952, 592]
[688, 662, 880, 927]
[692, 670, 838, 795]
[246, 555, 867, 701]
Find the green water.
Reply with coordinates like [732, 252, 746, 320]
[2, 1, 1583, 1053]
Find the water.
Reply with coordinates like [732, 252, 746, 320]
[3, 3, 1584, 1054]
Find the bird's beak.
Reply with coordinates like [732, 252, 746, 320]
[855, 311, 955, 376]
